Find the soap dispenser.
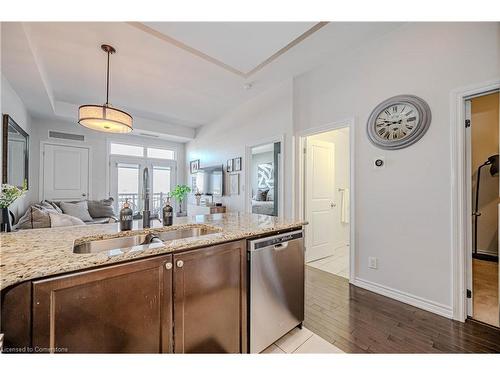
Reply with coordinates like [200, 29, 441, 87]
[119, 199, 133, 231]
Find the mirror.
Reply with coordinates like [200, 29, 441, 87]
[249, 142, 281, 216]
[2, 114, 29, 189]
[194, 165, 224, 196]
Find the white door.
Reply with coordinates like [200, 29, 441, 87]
[42, 143, 90, 201]
[305, 139, 336, 262]
[110, 157, 143, 214]
[150, 161, 176, 216]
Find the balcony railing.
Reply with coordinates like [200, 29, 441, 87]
[118, 193, 170, 218]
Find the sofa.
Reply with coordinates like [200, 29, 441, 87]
[15, 198, 117, 230]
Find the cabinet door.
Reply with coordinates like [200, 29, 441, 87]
[32, 255, 173, 353]
[173, 240, 247, 353]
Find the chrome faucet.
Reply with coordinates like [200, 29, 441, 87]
[142, 167, 151, 228]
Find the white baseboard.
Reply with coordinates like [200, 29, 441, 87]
[352, 277, 454, 319]
[476, 248, 498, 257]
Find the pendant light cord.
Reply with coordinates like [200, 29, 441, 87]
[105, 50, 110, 106]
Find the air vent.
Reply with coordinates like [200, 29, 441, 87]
[138, 132, 159, 138]
[48, 131, 85, 142]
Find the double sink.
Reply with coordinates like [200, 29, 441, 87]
[73, 226, 221, 255]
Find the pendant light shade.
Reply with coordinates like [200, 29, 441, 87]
[78, 105, 133, 133]
[78, 44, 133, 133]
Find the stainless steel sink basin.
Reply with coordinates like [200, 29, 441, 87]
[155, 227, 220, 242]
[73, 226, 221, 254]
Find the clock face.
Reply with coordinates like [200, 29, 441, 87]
[374, 103, 420, 142]
[367, 95, 431, 150]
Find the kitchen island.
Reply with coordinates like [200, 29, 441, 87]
[0, 213, 306, 353]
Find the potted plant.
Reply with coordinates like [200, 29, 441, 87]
[0, 182, 27, 232]
[171, 184, 191, 217]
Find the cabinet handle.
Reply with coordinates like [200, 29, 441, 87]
[176, 260, 184, 268]
[165, 262, 172, 270]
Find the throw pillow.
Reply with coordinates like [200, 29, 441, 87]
[60, 201, 93, 222]
[49, 213, 85, 227]
[15, 206, 51, 229]
[87, 198, 115, 218]
[42, 200, 63, 213]
[255, 189, 269, 201]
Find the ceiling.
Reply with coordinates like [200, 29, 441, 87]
[143, 22, 317, 74]
[1, 22, 404, 142]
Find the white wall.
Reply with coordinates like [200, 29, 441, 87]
[30, 116, 185, 204]
[186, 80, 294, 217]
[293, 22, 500, 314]
[1, 74, 34, 218]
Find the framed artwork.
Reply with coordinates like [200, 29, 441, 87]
[258, 163, 274, 189]
[229, 173, 240, 195]
[227, 159, 233, 172]
[190, 159, 200, 174]
[233, 157, 242, 171]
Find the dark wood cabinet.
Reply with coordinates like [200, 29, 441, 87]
[2, 239, 247, 354]
[173, 240, 247, 353]
[32, 255, 173, 353]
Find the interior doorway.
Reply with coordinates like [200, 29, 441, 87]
[466, 90, 499, 327]
[302, 126, 351, 280]
[247, 140, 282, 217]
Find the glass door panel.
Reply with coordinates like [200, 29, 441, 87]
[116, 163, 141, 214]
[151, 165, 172, 218]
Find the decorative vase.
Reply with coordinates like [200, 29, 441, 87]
[1, 208, 13, 232]
[176, 199, 187, 217]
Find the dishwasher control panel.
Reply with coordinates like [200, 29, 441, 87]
[251, 230, 303, 250]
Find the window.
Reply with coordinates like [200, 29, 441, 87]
[147, 147, 175, 160]
[109, 143, 175, 160]
[110, 143, 143, 157]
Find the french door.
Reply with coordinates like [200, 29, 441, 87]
[110, 156, 176, 218]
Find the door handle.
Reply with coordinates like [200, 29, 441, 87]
[165, 262, 173, 270]
[330, 202, 336, 208]
[82, 193, 87, 197]
[176, 260, 184, 268]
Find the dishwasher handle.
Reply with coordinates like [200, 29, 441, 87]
[273, 242, 289, 251]
[249, 230, 303, 251]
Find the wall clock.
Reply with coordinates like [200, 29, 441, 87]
[367, 95, 431, 150]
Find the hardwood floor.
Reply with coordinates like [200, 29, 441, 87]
[304, 265, 500, 353]
[473, 259, 499, 327]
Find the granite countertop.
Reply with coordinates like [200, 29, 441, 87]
[0, 213, 306, 291]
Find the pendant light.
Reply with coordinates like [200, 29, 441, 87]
[78, 44, 133, 133]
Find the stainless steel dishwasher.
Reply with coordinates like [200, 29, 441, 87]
[248, 229, 305, 353]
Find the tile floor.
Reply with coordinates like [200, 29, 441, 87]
[261, 327, 344, 354]
[307, 245, 349, 279]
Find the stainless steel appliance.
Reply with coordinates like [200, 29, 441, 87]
[248, 229, 305, 353]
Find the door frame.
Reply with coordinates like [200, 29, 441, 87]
[39, 141, 92, 201]
[296, 118, 356, 283]
[451, 79, 500, 322]
[244, 134, 286, 218]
